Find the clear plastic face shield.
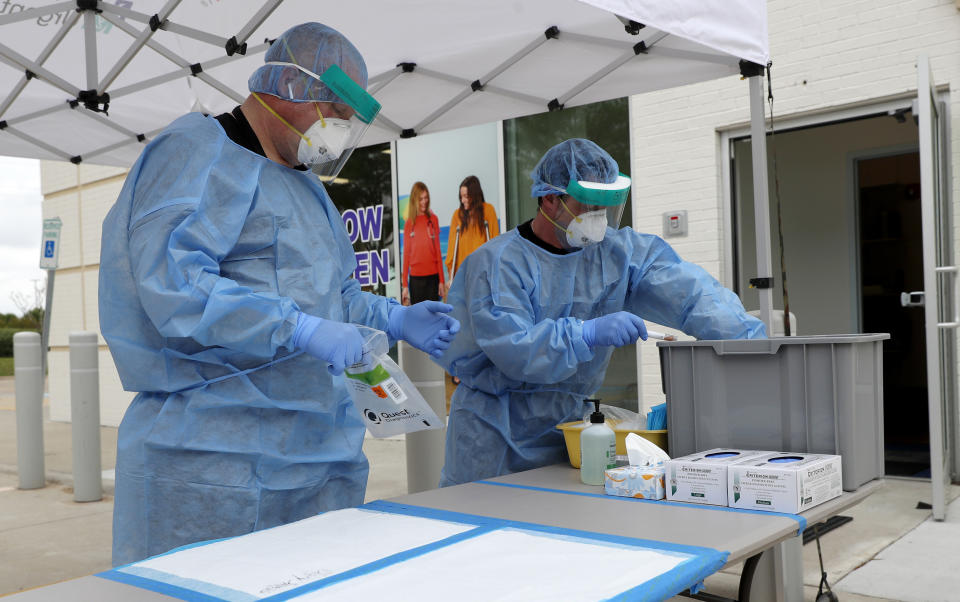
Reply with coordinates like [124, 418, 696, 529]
[259, 62, 381, 179]
[542, 174, 631, 248]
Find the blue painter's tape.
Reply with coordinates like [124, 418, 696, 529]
[364, 499, 728, 567]
[612, 553, 727, 602]
[96, 499, 731, 602]
[477, 480, 808, 534]
[96, 570, 236, 602]
[259, 525, 495, 601]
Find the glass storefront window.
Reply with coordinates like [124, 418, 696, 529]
[502, 98, 638, 411]
[324, 142, 394, 299]
[503, 97, 631, 230]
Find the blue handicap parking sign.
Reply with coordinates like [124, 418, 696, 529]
[44, 240, 55, 258]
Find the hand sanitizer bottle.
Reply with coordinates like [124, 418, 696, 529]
[580, 399, 616, 485]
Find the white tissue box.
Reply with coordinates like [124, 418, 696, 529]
[728, 453, 842, 513]
[603, 465, 665, 500]
[665, 449, 769, 506]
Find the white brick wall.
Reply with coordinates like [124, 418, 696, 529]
[631, 0, 960, 412]
[41, 162, 128, 426]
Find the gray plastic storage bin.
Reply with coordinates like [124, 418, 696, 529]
[658, 334, 889, 491]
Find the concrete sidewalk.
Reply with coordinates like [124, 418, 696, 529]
[2, 374, 959, 600]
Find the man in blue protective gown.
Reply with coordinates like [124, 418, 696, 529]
[437, 138, 765, 487]
[99, 23, 459, 565]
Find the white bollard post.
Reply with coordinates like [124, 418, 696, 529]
[401, 342, 447, 493]
[14, 332, 45, 489]
[69, 332, 102, 502]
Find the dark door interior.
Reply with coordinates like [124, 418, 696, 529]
[857, 151, 930, 477]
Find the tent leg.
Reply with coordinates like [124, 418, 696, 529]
[749, 75, 775, 335]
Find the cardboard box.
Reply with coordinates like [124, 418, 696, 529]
[665, 449, 769, 506]
[604, 465, 665, 500]
[728, 453, 843, 514]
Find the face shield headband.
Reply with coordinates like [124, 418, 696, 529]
[539, 174, 631, 248]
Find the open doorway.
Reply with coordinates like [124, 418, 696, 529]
[856, 151, 929, 477]
[731, 109, 929, 477]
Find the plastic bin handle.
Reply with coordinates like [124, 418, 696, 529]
[707, 340, 784, 355]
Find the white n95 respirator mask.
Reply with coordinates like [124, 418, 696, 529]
[298, 118, 352, 168]
[564, 208, 608, 247]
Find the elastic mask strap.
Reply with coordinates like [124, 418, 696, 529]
[251, 92, 325, 148]
[560, 197, 584, 224]
[539, 206, 572, 236]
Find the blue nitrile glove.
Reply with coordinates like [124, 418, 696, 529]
[387, 300, 461, 358]
[582, 311, 648, 348]
[293, 313, 365, 376]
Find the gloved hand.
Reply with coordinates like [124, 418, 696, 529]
[293, 313, 365, 375]
[582, 311, 647, 348]
[388, 300, 461, 357]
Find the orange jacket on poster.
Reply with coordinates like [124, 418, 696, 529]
[401, 213, 444, 288]
[445, 202, 499, 279]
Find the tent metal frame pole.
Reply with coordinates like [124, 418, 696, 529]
[413, 67, 470, 87]
[196, 73, 245, 104]
[101, 10, 244, 104]
[481, 84, 545, 107]
[406, 31, 554, 134]
[0, 1, 74, 26]
[160, 21, 229, 49]
[556, 32, 668, 107]
[476, 32, 552, 84]
[1, 124, 73, 160]
[106, 42, 269, 100]
[0, 10, 79, 119]
[234, 0, 283, 45]
[84, 126, 163, 161]
[748, 74, 775, 334]
[368, 68, 401, 96]
[83, 11, 98, 91]
[98, 4, 229, 49]
[372, 112, 403, 136]
[414, 87, 473, 132]
[75, 106, 139, 138]
[97, 0, 184, 92]
[0, 41, 80, 96]
[4, 102, 69, 126]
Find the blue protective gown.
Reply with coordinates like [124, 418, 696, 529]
[437, 228, 766, 486]
[99, 112, 394, 565]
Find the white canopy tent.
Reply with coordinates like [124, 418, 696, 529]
[0, 0, 776, 329]
[1, 1, 779, 511]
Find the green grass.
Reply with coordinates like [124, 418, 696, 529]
[0, 357, 12, 377]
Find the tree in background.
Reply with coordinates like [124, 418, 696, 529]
[8, 279, 44, 330]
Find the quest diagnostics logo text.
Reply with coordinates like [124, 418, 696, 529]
[364, 408, 414, 424]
